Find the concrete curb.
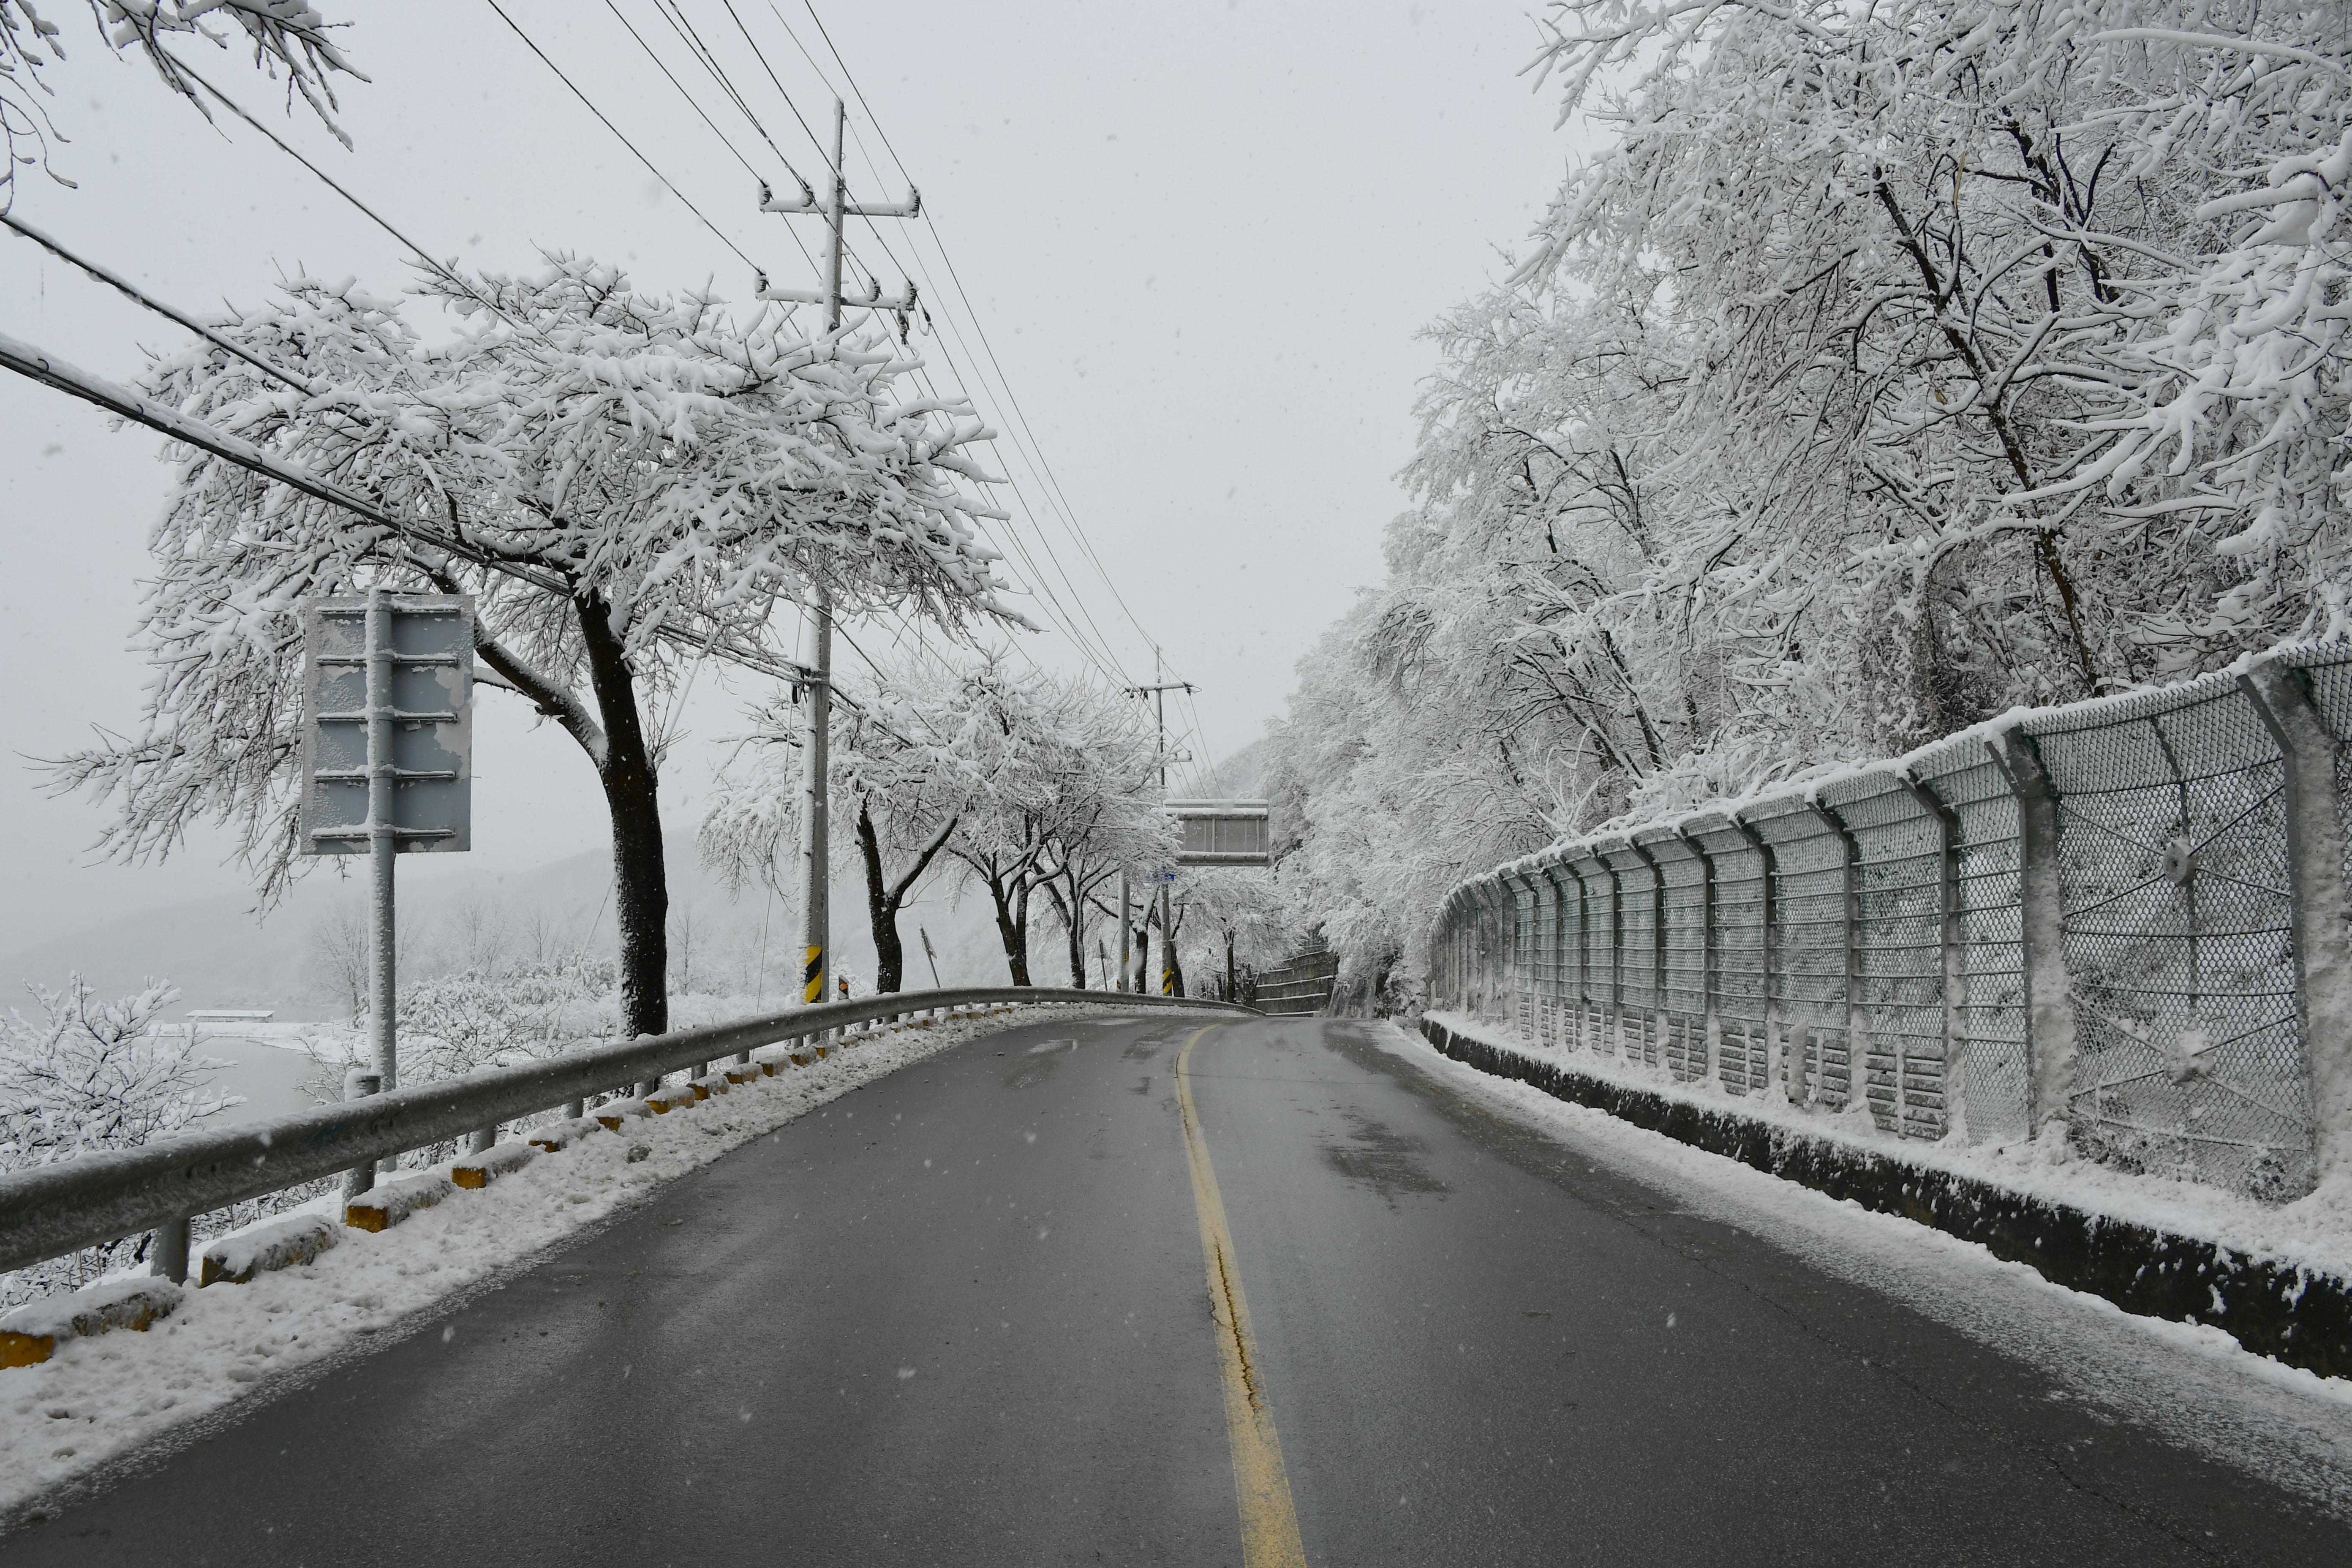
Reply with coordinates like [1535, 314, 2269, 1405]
[1419, 1015, 2352, 1379]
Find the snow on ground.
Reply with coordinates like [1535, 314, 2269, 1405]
[1424, 1010, 2352, 1283]
[0, 1002, 1132, 1521]
[1378, 1021, 2352, 1516]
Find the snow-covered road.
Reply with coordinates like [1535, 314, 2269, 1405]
[6, 1013, 2349, 1563]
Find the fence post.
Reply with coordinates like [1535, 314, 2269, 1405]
[1901, 769, 1968, 1141]
[1727, 814, 1783, 1100]
[1542, 862, 1572, 1048]
[1601, 846, 1628, 1056]
[1993, 729, 2079, 1138]
[2241, 661, 2352, 1181]
[1807, 800, 1863, 1111]
[1677, 827, 1720, 1086]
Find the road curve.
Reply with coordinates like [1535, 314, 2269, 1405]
[9, 1014, 2349, 1565]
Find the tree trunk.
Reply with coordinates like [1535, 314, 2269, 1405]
[1225, 931, 1238, 1003]
[857, 803, 905, 994]
[576, 593, 667, 1044]
[1063, 881, 1087, 988]
[988, 874, 1032, 986]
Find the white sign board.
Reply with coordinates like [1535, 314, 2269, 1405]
[299, 594, 474, 855]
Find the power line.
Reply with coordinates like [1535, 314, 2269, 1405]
[480, 0, 760, 272]
[795, 1, 1172, 681]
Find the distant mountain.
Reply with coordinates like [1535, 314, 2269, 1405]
[0, 825, 1034, 1021]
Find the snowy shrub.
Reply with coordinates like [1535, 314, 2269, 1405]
[0, 975, 228, 1171]
[398, 952, 620, 1083]
[0, 975, 233, 1305]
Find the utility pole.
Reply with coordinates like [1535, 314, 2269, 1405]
[756, 101, 920, 1004]
[1128, 657, 1195, 996]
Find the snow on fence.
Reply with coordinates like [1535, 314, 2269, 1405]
[1429, 647, 2352, 1203]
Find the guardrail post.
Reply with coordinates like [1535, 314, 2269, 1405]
[1902, 770, 1968, 1141]
[152, 1214, 189, 1283]
[343, 1067, 381, 1200]
[2241, 661, 2352, 1181]
[468, 1127, 498, 1156]
[1994, 729, 2080, 1139]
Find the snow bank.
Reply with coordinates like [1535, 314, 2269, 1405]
[0, 1003, 1128, 1522]
[1424, 1009, 2352, 1283]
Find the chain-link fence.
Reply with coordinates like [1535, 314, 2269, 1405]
[1429, 649, 2352, 1203]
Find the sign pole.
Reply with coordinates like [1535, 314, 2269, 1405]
[366, 587, 399, 1100]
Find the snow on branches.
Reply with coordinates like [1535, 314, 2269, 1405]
[51, 257, 1014, 1037]
[1271, 1, 2352, 996]
[0, 975, 226, 1171]
[1, 2, 362, 208]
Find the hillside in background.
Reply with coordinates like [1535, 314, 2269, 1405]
[0, 826, 1039, 1022]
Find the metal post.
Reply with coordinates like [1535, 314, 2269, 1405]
[1901, 770, 1969, 1141]
[2241, 661, 2352, 1182]
[343, 1067, 381, 1200]
[366, 588, 398, 1097]
[1993, 729, 2078, 1138]
[151, 1215, 189, 1284]
[1808, 800, 1863, 1113]
[1727, 815, 1783, 1099]
[1117, 871, 1130, 993]
[798, 588, 832, 1006]
[824, 99, 849, 333]
[1678, 828, 1720, 1085]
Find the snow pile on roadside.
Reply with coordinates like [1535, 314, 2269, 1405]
[1375, 1021, 2352, 1512]
[1425, 1009, 2352, 1284]
[0, 1003, 1125, 1520]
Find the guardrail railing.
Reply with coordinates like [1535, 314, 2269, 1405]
[0, 986, 1252, 1285]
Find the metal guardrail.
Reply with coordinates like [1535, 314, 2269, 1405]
[0, 987, 1253, 1280]
[1429, 647, 2352, 1202]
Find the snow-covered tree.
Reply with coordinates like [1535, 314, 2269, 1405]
[703, 663, 980, 994]
[947, 661, 1171, 986]
[2, 1, 361, 210]
[0, 975, 226, 1170]
[51, 258, 1012, 1039]
[398, 951, 617, 1082]
[1270, 0, 2352, 994]
[704, 652, 1173, 988]
[1171, 868, 1291, 1003]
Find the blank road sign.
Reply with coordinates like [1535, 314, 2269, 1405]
[1167, 799, 1270, 866]
[299, 595, 474, 855]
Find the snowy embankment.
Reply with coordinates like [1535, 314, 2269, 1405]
[1418, 1010, 2352, 1378]
[1378, 1019, 2352, 1514]
[0, 1003, 1118, 1523]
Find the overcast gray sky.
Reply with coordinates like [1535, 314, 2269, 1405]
[0, 1, 1580, 955]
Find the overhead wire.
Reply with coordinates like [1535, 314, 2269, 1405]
[792, 0, 1173, 682]
[728, 6, 1145, 689]
[574, 1, 1135, 688]
[479, 0, 761, 272]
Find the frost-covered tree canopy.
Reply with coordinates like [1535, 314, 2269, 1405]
[703, 652, 1172, 988]
[1, 1, 362, 208]
[1270, 0, 2352, 994]
[53, 257, 1013, 1034]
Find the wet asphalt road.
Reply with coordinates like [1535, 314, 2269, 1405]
[10, 1013, 2351, 1565]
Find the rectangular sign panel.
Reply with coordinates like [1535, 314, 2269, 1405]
[299, 594, 474, 855]
[1167, 799, 1270, 867]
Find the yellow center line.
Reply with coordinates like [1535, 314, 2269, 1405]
[1176, 1024, 1309, 1568]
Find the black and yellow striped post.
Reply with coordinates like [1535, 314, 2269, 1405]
[803, 945, 825, 1005]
